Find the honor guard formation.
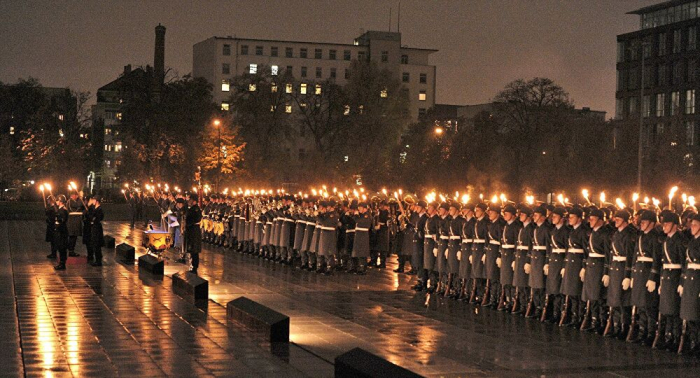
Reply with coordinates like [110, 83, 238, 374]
[42, 182, 700, 356]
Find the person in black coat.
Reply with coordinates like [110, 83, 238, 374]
[53, 195, 69, 270]
[185, 194, 203, 274]
[45, 197, 57, 259]
[88, 196, 105, 266]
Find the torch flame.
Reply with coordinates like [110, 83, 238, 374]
[526, 195, 534, 205]
[461, 194, 470, 204]
[557, 194, 565, 206]
[616, 198, 625, 209]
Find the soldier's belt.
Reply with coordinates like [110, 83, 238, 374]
[489, 240, 501, 245]
[612, 256, 627, 262]
[501, 244, 515, 249]
[687, 263, 700, 270]
[424, 233, 435, 239]
[516, 246, 529, 251]
[568, 248, 584, 254]
[462, 238, 473, 243]
[588, 252, 605, 258]
[377, 222, 386, 226]
[256, 221, 262, 224]
[532, 246, 547, 251]
[296, 220, 303, 223]
[663, 263, 682, 269]
[449, 236, 461, 240]
[472, 239, 485, 243]
[284, 218, 294, 222]
[266, 222, 273, 225]
[320, 226, 335, 231]
[440, 235, 450, 240]
[636, 256, 653, 263]
[355, 227, 370, 232]
[552, 248, 566, 253]
[315, 225, 321, 228]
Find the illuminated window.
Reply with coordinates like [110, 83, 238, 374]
[9, 126, 14, 135]
[380, 88, 388, 98]
[300, 83, 307, 94]
[270, 105, 276, 112]
[300, 102, 307, 108]
[286, 83, 293, 93]
[687, 89, 696, 114]
[248, 83, 256, 92]
[344, 155, 349, 162]
[115, 142, 122, 152]
[58, 129, 64, 137]
[249, 64, 257, 74]
[58, 114, 64, 121]
[344, 105, 350, 115]
[105, 128, 112, 135]
[419, 90, 427, 101]
[221, 80, 230, 92]
[116, 112, 122, 121]
[315, 84, 322, 95]
[221, 102, 230, 111]
[285, 105, 292, 113]
[271, 65, 279, 75]
[271, 83, 278, 92]
[359, 105, 364, 114]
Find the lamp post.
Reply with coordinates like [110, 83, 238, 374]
[214, 119, 221, 193]
[636, 40, 649, 193]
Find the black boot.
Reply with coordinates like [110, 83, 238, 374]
[54, 263, 66, 270]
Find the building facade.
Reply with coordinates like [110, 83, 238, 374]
[192, 30, 437, 121]
[616, 0, 700, 146]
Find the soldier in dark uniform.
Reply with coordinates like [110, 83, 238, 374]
[294, 200, 310, 268]
[469, 203, 489, 303]
[66, 192, 84, 257]
[371, 201, 390, 268]
[678, 213, 700, 353]
[410, 201, 428, 290]
[318, 200, 339, 274]
[458, 204, 475, 301]
[513, 205, 534, 314]
[560, 207, 587, 327]
[445, 202, 464, 298]
[604, 209, 636, 338]
[128, 191, 138, 228]
[628, 210, 661, 345]
[352, 202, 373, 275]
[88, 196, 105, 266]
[526, 206, 550, 319]
[45, 196, 57, 259]
[542, 207, 568, 323]
[581, 208, 611, 333]
[396, 201, 415, 274]
[53, 195, 69, 270]
[342, 201, 357, 272]
[498, 204, 520, 311]
[185, 194, 203, 275]
[435, 202, 452, 295]
[421, 203, 440, 293]
[483, 204, 505, 307]
[653, 211, 685, 351]
[337, 200, 352, 271]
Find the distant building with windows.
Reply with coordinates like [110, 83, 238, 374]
[616, 0, 700, 146]
[192, 30, 437, 121]
[0, 85, 77, 140]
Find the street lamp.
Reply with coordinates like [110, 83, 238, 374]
[213, 119, 221, 193]
[434, 126, 444, 135]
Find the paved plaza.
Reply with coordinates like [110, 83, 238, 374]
[2, 220, 700, 377]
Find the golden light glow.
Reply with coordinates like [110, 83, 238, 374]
[690, 196, 696, 207]
[652, 197, 660, 208]
[461, 194, 470, 204]
[616, 198, 625, 209]
[526, 195, 534, 205]
[600, 192, 606, 205]
[582, 189, 590, 204]
[644, 196, 649, 204]
[499, 193, 507, 204]
[633, 192, 639, 202]
[682, 193, 688, 204]
[557, 194, 565, 206]
[491, 194, 498, 203]
[434, 127, 444, 135]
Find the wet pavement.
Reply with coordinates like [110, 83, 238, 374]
[2, 220, 700, 377]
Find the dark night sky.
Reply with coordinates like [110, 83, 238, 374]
[0, 0, 660, 117]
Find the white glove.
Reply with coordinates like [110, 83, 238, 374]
[646, 280, 656, 293]
[622, 277, 631, 290]
[544, 264, 549, 276]
[511, 261, 515, 270]
[630, 278, 634, 288]
[678, 285, 684, 296]
[481, 254, 486, 263]
[602, 274, 610, 287]
[560, 268, 565, 277]
[469, 255, 473, 264]
[496, 257, 502, 268]
[457, 251, 462, 261]
[444, 250, 448, 259]
[579, 268, 586, 282]
[432, 248, 438, 257]
[524, 263, 531, 274]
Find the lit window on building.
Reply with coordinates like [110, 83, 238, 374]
[315, 84, 322, 95]
[419, 90, 427, 101]
[285, 105, 292, 113]
[221, 102, 230, 111]
[671, 91, 680, 115]
[116, 112, 122, 121]
[249, 64, 257, 74]
[270, 105, 276, 112]
[656, 93, 666, 117]
[58, 114, 64, 121]
[105, 128, 112, 135]
[9, 126, 14, 135]
[221, 80, 230, 92]
[300, 83, 307, 94]
[687, 89, 696, 114]
[344, 155, 349, 162]
[286, 83, 293, 93]
[687, 121, 697, 146]
[344, 105, 350, 115]
[248, 83, 256, 92]
[58, 129, 64, 137]
[271, 83, 278, 93]
[359, 105, 364, 114]
[115, 142, 122, 152]
[271, 65, 279, 75]
[380, 88, 388, 98]
[105, 160, 111, 168]
[300, 102, 307, 108]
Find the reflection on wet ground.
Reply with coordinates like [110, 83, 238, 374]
[2, 220, 699, 377]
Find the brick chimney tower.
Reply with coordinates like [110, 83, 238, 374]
[154, 24, 166, 85]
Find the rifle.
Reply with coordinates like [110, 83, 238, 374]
[540, 295, 550, 322]
[626, 306, 638, 342]
[651, 312, 663, 349]
[580, 300, 591, 331]
[525, 288, 535, 317]
[602, 306, 614, 336]
[559, 295, 570, 326]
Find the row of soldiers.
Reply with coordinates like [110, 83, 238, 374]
[44, 192, 105, 269]
[178, 192, 700, 355]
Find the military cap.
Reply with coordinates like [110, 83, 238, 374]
[416, 200, 428, 208]
[503, 204, 517, 215]
[640, 210, 658, 223]
[589, 208, 605, 219]
[328, 199, 337, 207]
[176, 198, 186, 204]
[476, 202, 488, 211]
[552, 206, 566, 217]
[569, 207, 583, 217]
[533, 205, 546, 215]
[56, 194, 67, 203]
[439, 202, 450, 211]
[450, 202, 462, 210]
[520, 206, 533, 216]
[358, 201, 369, 208]
[320, 200, 329, 207]
[545, 204, 555, 212]
[462, 203, 476, 211]
[661, 210, 680, 225]
[189, 193, 199, 202]
[614, 209, 631, 221]
[488, 205, 501, 214]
